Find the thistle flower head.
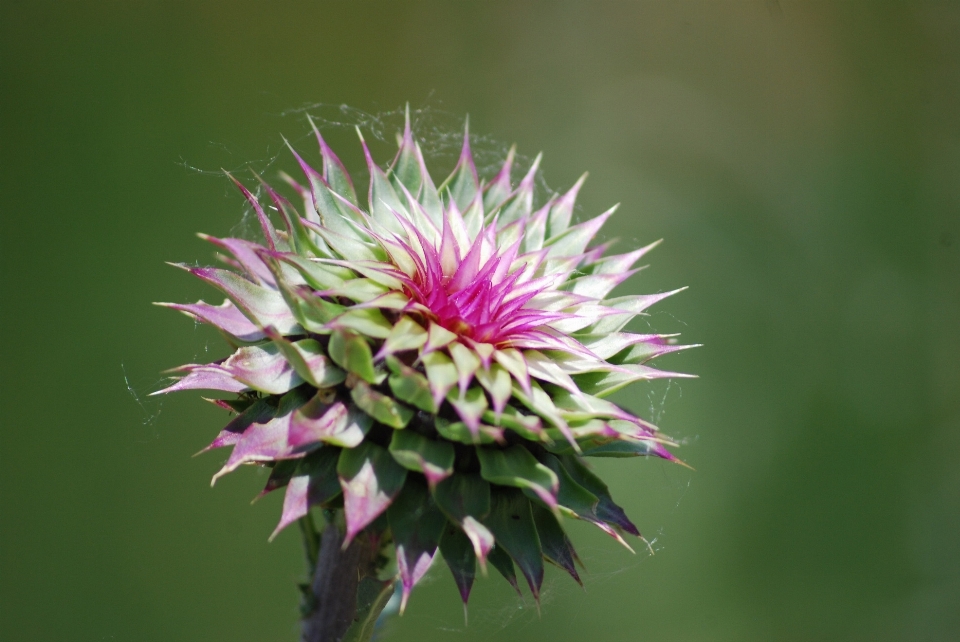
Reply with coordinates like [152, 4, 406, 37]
[156, 109, 695, 612]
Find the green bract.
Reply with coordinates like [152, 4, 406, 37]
[156, 110, 696, 612]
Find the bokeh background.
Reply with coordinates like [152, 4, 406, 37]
[2, 2, 958, 641]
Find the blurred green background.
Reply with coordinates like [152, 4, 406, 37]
[2, 2, 958, 641]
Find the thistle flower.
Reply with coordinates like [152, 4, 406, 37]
[155, 110, 695, 624]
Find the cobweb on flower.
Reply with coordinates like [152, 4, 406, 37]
[164, 101, 696, 633]
[122, 362, 164, 442]
[178, 101, 557, 243]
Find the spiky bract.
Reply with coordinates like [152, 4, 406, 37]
[156, 112, 694, 611]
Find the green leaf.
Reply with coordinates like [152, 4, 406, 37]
[305, 175, 361, 239]
[571, 366, 653, 398]
[536, 452, 600, 521]
[322, 260, 403, 290]
[328, 329, 380, 384]
[435, 417, 504, 445]
[290, 135, 363, 236]
[299, 447, 343, 505]
[482, 406, 544, 442]
[511, 380, 570, 436]
[433, 474, 495, 566]
[477, 446, 558, 510]
[551, 389, 624, 421]
[326, 278, 391, 303]
[433, 474, 491, 522]
[492, 348, 530, 392]
[439, 521, 477, 605]
[483, 488, 544, 600]
[277, 282, 345, 333]
[387, 356, 437, 414]
[339, 577, 394, 642]
[255, 179, 328, 258]
[487, 545, 521, 596]
[425, 322, 458, 353]
[523, 349, 581, 395]
[350, 380, 413, 428]
[530, 502, 581, 585]
[266, 332, 346, 389]
[387, 477, 447, 613]
[447, 385, 488, 434]
[269, 446, 345, 540]
[475, 364, 512, 418]
[386, 357, 437, 413]
[448, 342, 481, 393]
[274, 252, 350, 289]
[559, 455, 640, 536]
[329, 307, 394, 339]
[389, 430, 455, 486]
[522, 201, 550, 252]
[381, 316, 428, 356]
[542, 419, 618, 455]
[538, 453, 634, 551]
[310, 224, 385, 263]
[580, 439, 662, 457]
[422, 350, 458, 408]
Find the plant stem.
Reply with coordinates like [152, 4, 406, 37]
[298, 513, 320, 570]
[300, 520, 379, 642]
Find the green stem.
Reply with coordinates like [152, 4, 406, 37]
[298, 513, 320, 571]
[300, 518, 391, 642]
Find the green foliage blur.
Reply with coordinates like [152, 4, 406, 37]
[1, 2, 957, 641]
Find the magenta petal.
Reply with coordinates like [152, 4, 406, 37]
[338, 443, 408, 545]
[157, 300, 265, 342]
[591, 242, 659, 275]
[226, 172, 280, 250]
[211, 416, 297, 484]
[484, 145, 515, 209]
[200, 235, 278, 288]
[288, 399, 370, 450]
[198, 398, 277, 455]
[547, 172, 587, 235]
[218, 344, 304, 395]
[270, 448, 343, 539]
[182, 265, 300, 333]
[397, 548, 436, 613]
[387, 479, 446, 613]
[270, 474, 310, 540]
[461, 516, 494, 568]
[341, 461, 395, 543]
[288, 399, 345, 449]
[309, 116, 357, 202]
[211, 390, 312, 483]
[152, 365, 248, 396]
[448, 229, 484, 291]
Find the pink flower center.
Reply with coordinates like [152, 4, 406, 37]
[395, 228, 549, 345]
